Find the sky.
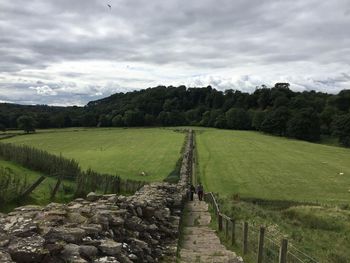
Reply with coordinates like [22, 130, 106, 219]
[0, 0, 350, 106]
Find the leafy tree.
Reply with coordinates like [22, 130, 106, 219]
[98, 114, 110, 127]
[332, 113, 350, 146]
[123, 110, 144, 126]
[225, 108, 251, 130]
[17, 115, 36, 133]
[320, 106, 336, 134]
[333, 90, 350, 112]
[261, 107, 289, 135]
[214, 114, 227, 128]
[273, 96, 289, 108]
[82, 113, 98, 127]
[287, 108, 321, 142]
[252, 111, 267, 131]
[112, 115, 124, 127]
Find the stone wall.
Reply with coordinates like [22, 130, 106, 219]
[0, 130, 193, 263]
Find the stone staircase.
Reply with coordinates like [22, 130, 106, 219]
[179, 200, 243, 263]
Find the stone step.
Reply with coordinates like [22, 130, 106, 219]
[178, 200, 243, 263]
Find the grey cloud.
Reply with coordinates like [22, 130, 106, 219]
[0, 0, 349, 105]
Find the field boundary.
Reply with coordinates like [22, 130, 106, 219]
[204, 192, 319, 263]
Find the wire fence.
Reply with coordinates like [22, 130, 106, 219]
[204, 192, 319, 263]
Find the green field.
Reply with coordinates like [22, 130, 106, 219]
[3, 128, 185, 181]
[0, 159, 74, 212]
[196, 128, 350, 204]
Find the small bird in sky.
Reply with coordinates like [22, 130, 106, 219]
[107, 4, 112, 10]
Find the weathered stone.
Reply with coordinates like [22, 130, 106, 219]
[67, 212, 87, 224]
[116, 254, 133, 263]
[44, 242, 64, 255]
[8, 236, 49, 263]
[0, 232, 10, 247]
[81, 224, 103, 235]
[128, 253, 138, 260]
[86, 192, 101, 202]
[136, 207, 143, 217]
[45, 227, 86, 243]
[61, 243, 88, 262]
[0, 251, 14, 263]
[79, 245, 98, 259]
[94, 256, 120, 263]
[110, 216, 124, 226]
[98, 239, 122, 256]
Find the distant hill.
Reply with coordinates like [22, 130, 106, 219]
[1, 84, 349, 146]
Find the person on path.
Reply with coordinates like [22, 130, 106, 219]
[197, 183, 204, 201]
[190, 184, 195, 201]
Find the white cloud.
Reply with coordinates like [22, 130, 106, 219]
[29, 85, 57, 96]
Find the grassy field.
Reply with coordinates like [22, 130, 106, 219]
[195, 128, 350, 262]
[196, 128, 350, 204]
[0, 159, 74, 212]
[3, 128, 185, 181]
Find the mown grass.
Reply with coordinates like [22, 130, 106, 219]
[0, 159, 75, 212]
[4, 128, 185, 182]
[195, 128, 350, 262]
[196, 128, 350, 204]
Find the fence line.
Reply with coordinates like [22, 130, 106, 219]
[204, 192, 319, 263]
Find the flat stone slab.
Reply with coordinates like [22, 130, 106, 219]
[179, 200, 243, 263]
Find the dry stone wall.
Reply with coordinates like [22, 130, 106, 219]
[0, 130, 193, 263]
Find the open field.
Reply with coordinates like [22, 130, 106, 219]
[196, 128, 350, 204]
[0, 159, 74, 212]
[3, 128, 185, 181]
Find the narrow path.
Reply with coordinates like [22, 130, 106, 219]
[179, 200, 243, 263]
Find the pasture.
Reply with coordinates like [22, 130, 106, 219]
[196, 128, 350, 204]
[3, 128, 185, 181]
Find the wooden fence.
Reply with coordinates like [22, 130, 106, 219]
[204, 192, 318, 263]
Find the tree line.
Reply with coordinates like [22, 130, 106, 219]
[1, 84, 349, 146]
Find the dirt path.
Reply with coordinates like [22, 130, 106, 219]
[178, 200, 243, 263]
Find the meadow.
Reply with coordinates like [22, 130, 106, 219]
[196, 128, 350, 204]
[195, 128, 350, 262]
[3, 128, 186, 182]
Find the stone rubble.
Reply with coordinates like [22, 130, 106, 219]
[0, 131, 194, 263]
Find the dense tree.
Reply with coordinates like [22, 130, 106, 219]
[287, 108, 321, 142]
[226, 108, 251, 130]
[17, 115, 36, 133]
[332, 114, 350, 147]
[214, 114, 226, 128]
[112, 115, 124, 127]
[123, 110, 144, 126]
[252, 111, 267, 131]
[261, 107, 290, 135]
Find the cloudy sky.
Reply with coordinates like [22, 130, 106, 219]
[1, 0, 350, 105]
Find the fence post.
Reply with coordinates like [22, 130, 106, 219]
[279, 239, 288, 263]
[218, 213, 223, 231]
[243, 221, 248, 255]
[257, 226, 265, 263]
[225, 218, 229, 239]
[231, 218, 236, 245]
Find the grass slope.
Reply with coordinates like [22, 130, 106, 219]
[4, 128, 185, 181]
[0, 159, 74, 212]
[196, 128, 350, 204]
